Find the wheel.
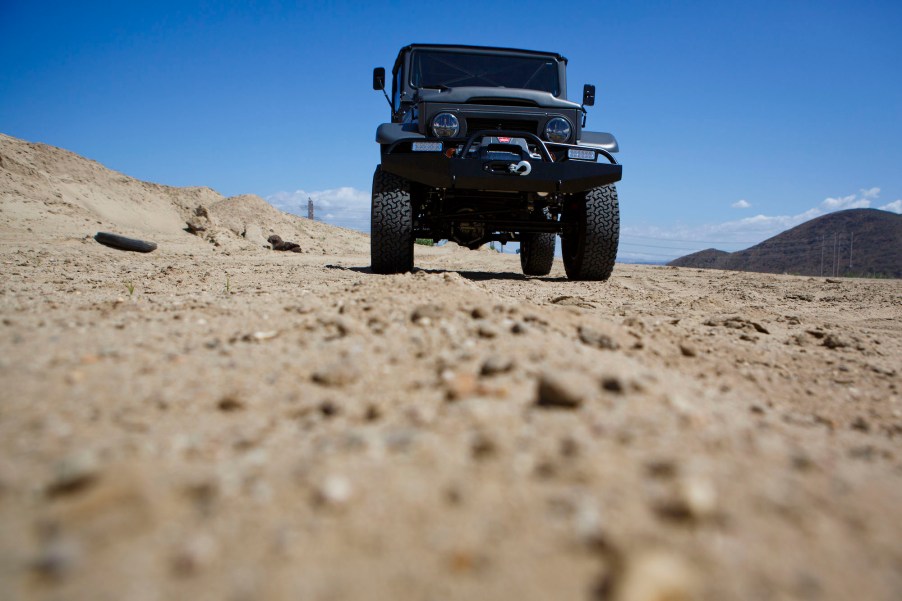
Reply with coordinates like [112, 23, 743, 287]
[520, 232, 556, 276]
[94, 232, 158, 253]
[561, 184, 619, 281]
[370, 166, 414, 274]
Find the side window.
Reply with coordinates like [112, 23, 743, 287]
[392, 68, 402, 113]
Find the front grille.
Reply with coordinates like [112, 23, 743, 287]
[464, 118, 539, 136]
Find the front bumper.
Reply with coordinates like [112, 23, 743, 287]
[381, 131, 622, 195]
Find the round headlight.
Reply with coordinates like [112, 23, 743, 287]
[544, 117, 572, 143]
[431, 113, 460, 138]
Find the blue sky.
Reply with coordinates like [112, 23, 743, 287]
[2, 1, 900, 261]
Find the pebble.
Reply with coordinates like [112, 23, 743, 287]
[578, 325, 620, 350]
[312, 362, 361, 387]
[46, 451, 100, 497]
[444, 371, 478, 400]
[476, 323, 499, 338]
[411, 304, 444, 324]
[470, 432, 497, 460]
[535, 371, 592, 409]
[480, 356, 514, 376]
[823, 333, 851, 349]
[614, 550, 698, 601]
[654, 477, 718, 522]
[678, 342, 697, 357]
[851, 416, 870, 432]
[315, 474, 353, 506]
[217, 396, 245, 412]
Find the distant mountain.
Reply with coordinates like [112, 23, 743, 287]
[668, 209, 902, 278]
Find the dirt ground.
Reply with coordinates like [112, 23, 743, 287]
[1, 134, 901, 601]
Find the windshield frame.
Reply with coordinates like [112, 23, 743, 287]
[407, 48, 564, 97]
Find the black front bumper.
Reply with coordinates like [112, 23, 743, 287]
[381, 131, 622, 195]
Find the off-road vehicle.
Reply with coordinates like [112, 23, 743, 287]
[371, 44, 622, 280]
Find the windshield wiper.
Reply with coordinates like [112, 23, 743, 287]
[418, 83, 451, 90]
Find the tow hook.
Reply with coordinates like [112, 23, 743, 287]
[509, 160, 531, 176]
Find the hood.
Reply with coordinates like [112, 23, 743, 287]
[415, 86, 582, 110]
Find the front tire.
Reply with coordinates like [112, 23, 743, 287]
[371, 167, 414, 274]
[561, 184, 619, 281]
[520, 232, 556, 276]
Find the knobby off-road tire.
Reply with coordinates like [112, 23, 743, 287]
[562, 184, 619, 281]
[370, 166, 414, 274]
[520, 232, 556, 276]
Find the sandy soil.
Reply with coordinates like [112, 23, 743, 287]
[1, 133, 901, 601]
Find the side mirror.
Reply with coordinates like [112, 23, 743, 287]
[373, 67, 386, 91]
[582, 84, 596, 107]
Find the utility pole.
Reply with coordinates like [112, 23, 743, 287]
[820, 234, 825, 276]
[849, 231, 853, 270]
[832, 232, 837, 277]
[307, 197, 314, 220]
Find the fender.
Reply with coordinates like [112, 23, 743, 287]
[578, 130, 619, 153]
[376, 123, 424, 145]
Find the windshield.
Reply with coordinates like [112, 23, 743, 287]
[410, 50, 560, 95]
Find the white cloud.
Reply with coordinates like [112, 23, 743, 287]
[620, 186, 894, 263]
[266, 187, 370, 230]
[731, 199, 751, 209]
[860, 187, 881, 199]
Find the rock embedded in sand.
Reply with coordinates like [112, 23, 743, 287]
[480, 356, 514, 376]
[312, 362, 361, 387]
[578, 325, 620, 350]
[46, 451, 100, 498]
[613, 549, 698, 601]
[535, 371, 593, 409]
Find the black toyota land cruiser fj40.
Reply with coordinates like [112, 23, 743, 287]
[371, 44, 622, 280]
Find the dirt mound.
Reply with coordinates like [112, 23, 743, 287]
[0, 133, 369, 255]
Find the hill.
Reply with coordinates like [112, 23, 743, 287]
[0, 133, 369, 255]
[668, 209, 902, 278]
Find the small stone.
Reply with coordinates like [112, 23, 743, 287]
[535, 371, 591, 409]
[614, 550, 698, 601]
[364, 404, 382, 421]
[511, 321, 528, 335]
[470, 432, 497, 460]
[444, 371, 478, 401]
[243, 330, 279, 342]
[480, 356, 514, 376]
[412, 304, 444, 323]
[654, 477, 718, 522]
[315, 475, 352, 506]
[476, 323, 498, 338]
[601, 375, 625, 394]
[312, 362, 361, 387]
[645, 460, 677, 479]
[185, 217, 208, 234]
[470, 306, 490, 319]
[46, 451, 100, 498]
[851, 416, 870, 432]
[578, 325, 620, 350]
[217, 396, 244, 412]
[319, 400, 340, 417]
[823, 333, 850, 349]
[678, 342, 697, 357]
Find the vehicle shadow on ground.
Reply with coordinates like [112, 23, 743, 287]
[340, 265, 568, 283]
